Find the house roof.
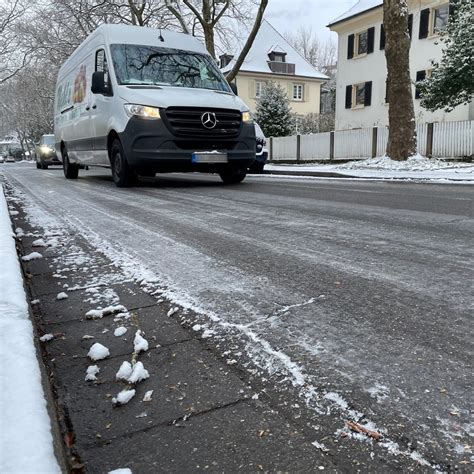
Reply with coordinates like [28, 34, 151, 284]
[222, 20, 328, 80]
[328, 0, 382, 28]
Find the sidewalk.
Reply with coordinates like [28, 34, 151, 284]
[265, 156, 474, 182]
[0, 184, 60, 473]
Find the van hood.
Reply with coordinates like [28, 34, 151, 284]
[118, 86, 250, 112]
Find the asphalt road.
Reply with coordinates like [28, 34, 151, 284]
[3, 163, 473, 468]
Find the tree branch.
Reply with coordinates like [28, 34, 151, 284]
[225, 0, 268, 83]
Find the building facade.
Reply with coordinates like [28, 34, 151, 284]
[221, 20, 328, 118]
[328, 0, 473, 131]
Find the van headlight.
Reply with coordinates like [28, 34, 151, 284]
[124, 104, 161, 119]
[242, 111, 253, 123]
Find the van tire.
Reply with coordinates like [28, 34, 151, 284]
[62, 148, 79, 179]
[110, 139, 136, 187]
[36, 161, 41, 169]
[219, 167, 247, 185]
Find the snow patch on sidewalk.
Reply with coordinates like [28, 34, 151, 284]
[0, 184, 60, 473]
[21, 251, 43, 261]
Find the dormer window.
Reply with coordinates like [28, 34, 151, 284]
[268, 52, 286, 62]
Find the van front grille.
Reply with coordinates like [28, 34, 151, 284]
[163, 107, 242, 138]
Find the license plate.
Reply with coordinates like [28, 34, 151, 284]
[192, 152, 228, 164]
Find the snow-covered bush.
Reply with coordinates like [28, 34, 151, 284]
[420, 1, 473, 112]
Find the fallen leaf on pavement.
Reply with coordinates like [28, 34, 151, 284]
[346, 421, 382, 441]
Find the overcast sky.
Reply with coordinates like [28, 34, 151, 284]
[265, 0, 358, 42]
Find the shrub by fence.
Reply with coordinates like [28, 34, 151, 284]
[269, 120, 473, 162]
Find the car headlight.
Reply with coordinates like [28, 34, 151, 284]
[124, 104, 161, 119]
[40, 145, 52, 153]
[242, 111, 253, 123]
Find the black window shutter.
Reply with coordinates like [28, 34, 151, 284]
[408, 14, 413, 39]
[367, 27, 375, 53]
[347, 34, 354, 59]
[380, 24, 385, 50]
[364, 81, 372, 106]
[385, 79, 389, 103]
[345, 85, 352, 109]
[419, 8, 430, 39]
[416, 70, 426, 82]
[415, 70, 426, 99]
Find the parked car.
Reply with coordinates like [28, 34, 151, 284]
[0, 155, 4, 163]
[5, 154, 15, 163]
[249, 123, 268, 173]
[36, 134, 60, 169]
[54, 24, 256, 187]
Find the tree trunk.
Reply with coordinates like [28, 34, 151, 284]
[226, 0, 268, 83]
[383, 0, 417, 160]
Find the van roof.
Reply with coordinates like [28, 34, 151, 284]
[58, 24, 209, 77]
[98, 24, 208, 54]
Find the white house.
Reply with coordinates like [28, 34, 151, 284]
[221, 20, 328, 117]
[328, 0, 473, 131]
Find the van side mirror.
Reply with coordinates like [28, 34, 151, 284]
[91, 71, 111, 95]
[230, 82, 238, 95]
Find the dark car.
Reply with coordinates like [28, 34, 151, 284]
[36, 134, 60, 169]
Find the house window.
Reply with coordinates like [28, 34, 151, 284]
[357, 31, 368, 55]
[415, 69, 432, 99]
[345, 81, 372, 109]
[347, 27, 375, 59]
[293, 84, 303, 101]
[255, 80, 266, 98]
[354, 83, 366, 106]
[432, 4, 449, 34]
[419, 4, 449, 39]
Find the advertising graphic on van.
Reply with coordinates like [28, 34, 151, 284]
[73, 65, 87, 103]
[54, 24, 256, 187]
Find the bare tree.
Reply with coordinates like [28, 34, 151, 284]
[285, 26, 337, 76]
[165, 0, 268, 81]
[383, 0, 417, 160]
[0, 0, 32, 83]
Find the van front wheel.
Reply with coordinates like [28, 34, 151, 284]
[110, 139, 136, 188]
[62, 148, 79, 179]
[219, 167, 247, 185]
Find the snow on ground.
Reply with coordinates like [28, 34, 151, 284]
[21, 251, 43, 261]
[128, 362, 149, 384]
[133, 330, 149, 354]
[88, 342, 110, 361]
[266, 156, 474, 182]
[0, 184, 60, 473]
[112, 389, 136, 406]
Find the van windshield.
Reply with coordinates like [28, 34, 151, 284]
[110, 44, 231, 93]
[43, 136, 54, 146]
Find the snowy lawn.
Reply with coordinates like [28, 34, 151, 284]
[0, 184, 60, 473]
[266, 155, 474, 181]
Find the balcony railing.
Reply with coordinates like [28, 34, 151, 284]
[268, 61, 295, 75]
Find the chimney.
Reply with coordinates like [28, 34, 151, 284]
[219, 54, 234, 68]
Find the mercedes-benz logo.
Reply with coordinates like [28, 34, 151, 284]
[201, 112, 218, 129]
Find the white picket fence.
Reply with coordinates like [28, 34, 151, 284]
[269, 120, 473, 162]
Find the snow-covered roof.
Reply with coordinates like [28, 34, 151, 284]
[222, 20, 328, 80]
[328, 0, 382, 27]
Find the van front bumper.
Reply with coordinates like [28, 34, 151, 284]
[118, 116, 256, 173]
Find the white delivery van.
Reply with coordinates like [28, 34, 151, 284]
[54, 24, 256, 187]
